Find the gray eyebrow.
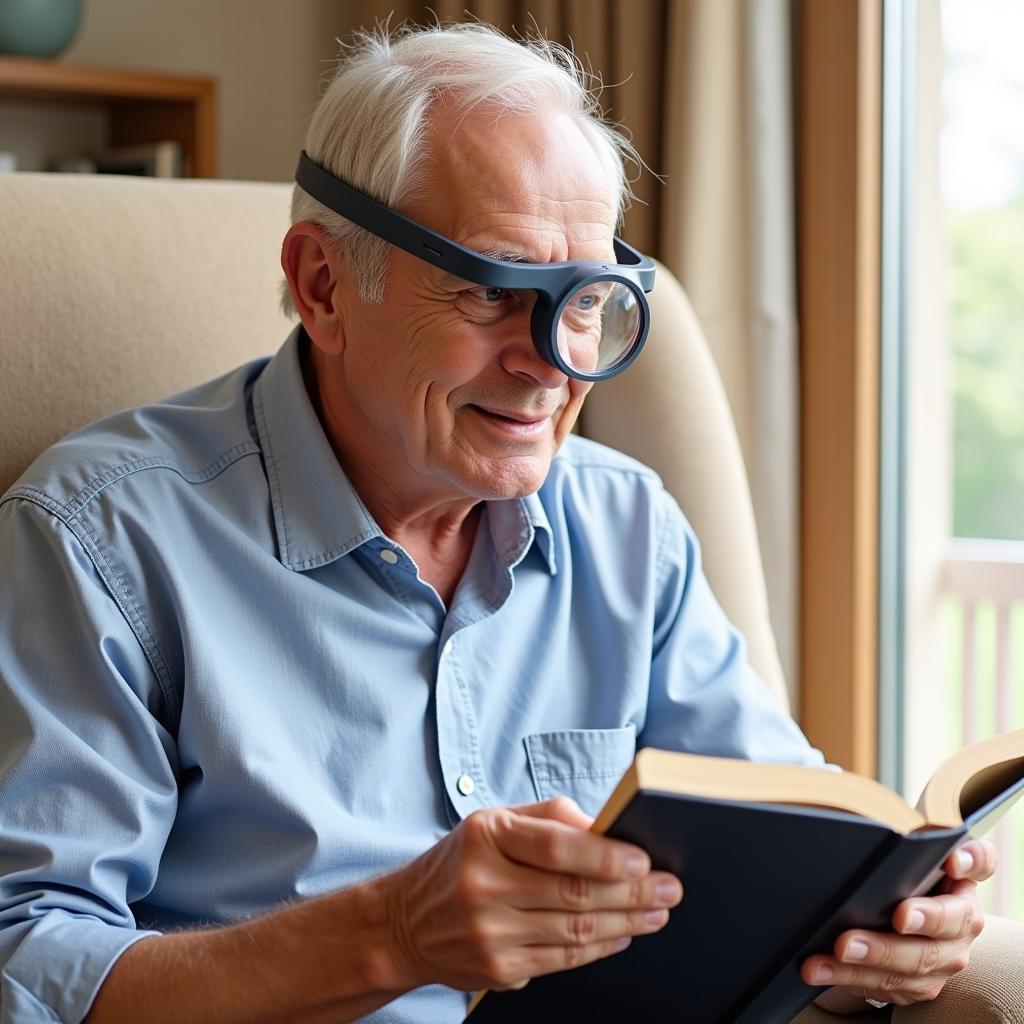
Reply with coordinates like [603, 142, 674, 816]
[478, 248, 531, 263]
[436, 248, 531, 288]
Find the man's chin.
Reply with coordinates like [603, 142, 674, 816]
[457, 453, 553, 501]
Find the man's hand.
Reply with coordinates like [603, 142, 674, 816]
[373, 796, 683, 993]
[804, 838, 996, 1013]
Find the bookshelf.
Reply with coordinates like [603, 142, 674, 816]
[0, 56, 217, 177]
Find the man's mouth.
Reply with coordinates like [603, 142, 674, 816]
[471, 405, 551, 425]
[468, 404, 555, 438]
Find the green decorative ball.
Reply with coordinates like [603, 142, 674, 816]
[0, 0, 83, 59]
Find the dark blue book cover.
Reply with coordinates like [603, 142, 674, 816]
[466, 746, 1024, 1024]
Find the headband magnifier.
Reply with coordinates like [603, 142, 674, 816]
[295, 151, 656, 382]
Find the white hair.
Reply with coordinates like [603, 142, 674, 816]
[279, 21, 638, 317]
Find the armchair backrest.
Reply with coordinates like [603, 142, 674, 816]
[0, 173, 787, 709]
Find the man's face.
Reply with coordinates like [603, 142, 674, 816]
[326, 107, 618, 507]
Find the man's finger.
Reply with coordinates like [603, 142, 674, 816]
[894, 892, 984, 942]
[514, 934, 636, 982]
[508, 796, 595, 830]
[513, 905, 671, 946]
[488, 809, 651, 881]
[944, 838, 998, 882]
[502, 859, 683, 912]
[818, 925, 968, 981]
[806, 937, 950, 991]
[802, 953, 946, 1005]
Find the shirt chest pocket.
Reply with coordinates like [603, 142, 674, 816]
[524, 725, 637, 818]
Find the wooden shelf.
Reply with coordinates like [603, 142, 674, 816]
[0, 56, 217, 177]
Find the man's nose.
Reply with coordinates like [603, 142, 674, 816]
[497, 311, 567, 389]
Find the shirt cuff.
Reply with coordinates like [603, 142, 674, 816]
[1, 911, 159, 1024]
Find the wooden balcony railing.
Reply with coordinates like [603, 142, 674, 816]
[941, 538, 1024, 917]
[943, 538, 1024, 741]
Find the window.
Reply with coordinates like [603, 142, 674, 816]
[899, 0, 1024, 918]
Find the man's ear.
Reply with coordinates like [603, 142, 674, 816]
[280, 222, 348, 355]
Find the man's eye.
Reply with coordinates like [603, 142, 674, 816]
[570, 290, 608, 314]
[471, 287, 510, 303]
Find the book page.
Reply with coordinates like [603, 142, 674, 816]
[622, 749, 927, 834]
[917, 730, 1024, 827]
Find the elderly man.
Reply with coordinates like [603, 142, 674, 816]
[0, 22, 993, 1024]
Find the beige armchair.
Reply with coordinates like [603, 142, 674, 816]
[1, 173, 1022, 1023]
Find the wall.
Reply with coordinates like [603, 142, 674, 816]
[23, 0, 368, 181]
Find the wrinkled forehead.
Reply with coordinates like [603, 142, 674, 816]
[414, 105, 619, 263]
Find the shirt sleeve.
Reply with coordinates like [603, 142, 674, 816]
[0, 496, 179, 1024]
[641, 487, 829, 768]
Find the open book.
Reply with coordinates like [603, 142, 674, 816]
[467, 729, 1024, 1023]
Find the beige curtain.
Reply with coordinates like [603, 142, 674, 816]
[355, 0, 668, 253]
[351, 0, 801, 699]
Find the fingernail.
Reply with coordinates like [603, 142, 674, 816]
[845, 940, 870, 961]
[625, 853, 648, 877]
[644, 909, 668, 929]
[657, 879, 681, 904]
[905, 909, 926, 932]
[813, 964, 834, 984]
[957, 849, 975, 874]
[613, 936, 632, 952]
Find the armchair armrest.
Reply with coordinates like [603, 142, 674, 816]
[791, 914, 1024, 1024]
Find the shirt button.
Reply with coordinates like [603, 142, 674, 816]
[457, 774, 476, 796]
[442, 638, 454, 657]
[379, 548, 399, 565]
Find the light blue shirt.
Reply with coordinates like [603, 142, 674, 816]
[0, 327, 822, 1023]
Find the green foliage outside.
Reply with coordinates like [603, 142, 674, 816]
[930, 198, 1024, 918]
[949, 196, 1024, 540]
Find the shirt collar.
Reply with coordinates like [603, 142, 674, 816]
[253, 326, 380, 571]
[252, 326, 556, 575]
[489, 490, 557, 575]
